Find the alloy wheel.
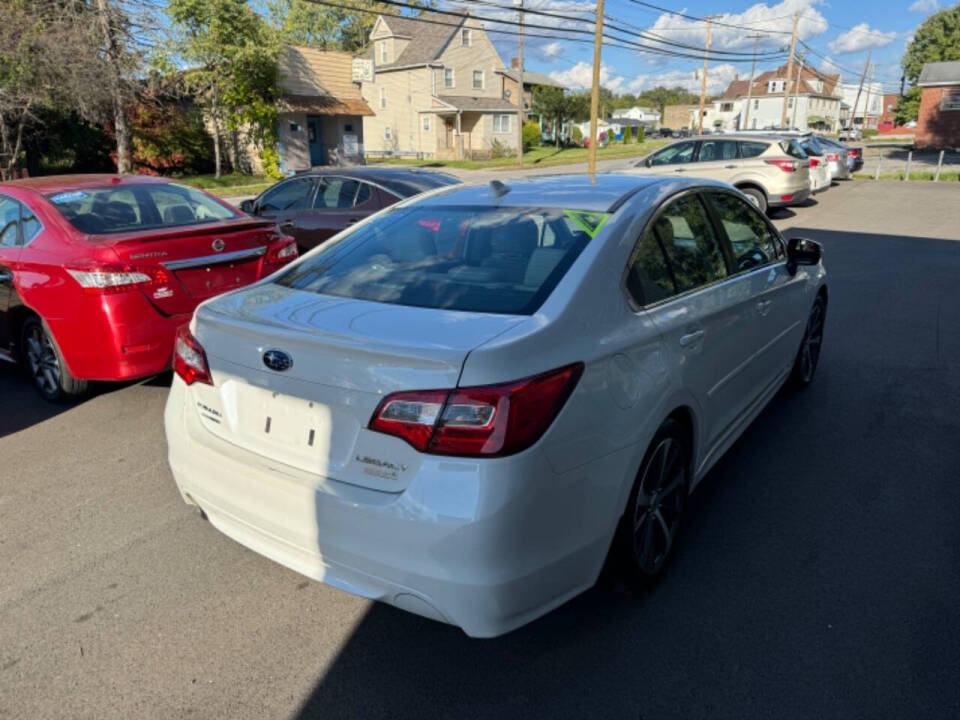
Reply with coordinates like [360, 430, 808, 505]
[799, 301, 825, 383]
[25, 323, 61, 397]
[632, 437, 686, 575]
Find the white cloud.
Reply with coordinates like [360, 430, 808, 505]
[473, 0, 593, 67]
[624, 63, 740, 95]
[828, 23, 897, 53]
[549, 61, 625, 92]
[536, 41, 565, 62]
[909, 0, 938, 12]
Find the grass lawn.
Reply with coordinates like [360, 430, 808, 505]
[176, 173, 275, 198]
[853, 172, 959, 181]
[367, 141, 668, 170]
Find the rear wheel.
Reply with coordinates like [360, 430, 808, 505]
[21, 316, 87, 402]
[738, 186, 767, 214]
[616, 419, 690, 588]
[791, 295, 826, 387]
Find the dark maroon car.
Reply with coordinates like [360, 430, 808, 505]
[239, 168, 460, 252]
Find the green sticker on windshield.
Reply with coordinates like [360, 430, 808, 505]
[564, 210, 610, 237]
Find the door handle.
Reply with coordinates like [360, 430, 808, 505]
[279, 220, 295, 229]
[679, 329, 705, 347]
[347, 218, 360, 224]
[724, 164, 737, 169]
[674, 168, 687, 173]
[755, 300, 772, 315]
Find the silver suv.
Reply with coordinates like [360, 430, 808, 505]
[630, 134, 812, 214]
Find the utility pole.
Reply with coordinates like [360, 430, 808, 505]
[741, 33, 764, 130]
[587, 0, 605, 176]
[697, 17, 714, 135]
[850, 51, 871, 131]
[780, 12, 799, 129]
[515, 0, 525, 167]
[862, 63, 875, 131]
[791, 51, 805, 129]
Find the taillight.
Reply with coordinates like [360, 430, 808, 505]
[826, 153, 839, 162]
[66, 265, 171, 295]
[846, 149, 858, 157]
[265, 234, 298, 265]
[765, 158, 798, 172]
[173, 326, 212, 386]
[369, 363, 584, 457]
[809, 158, 821, 168]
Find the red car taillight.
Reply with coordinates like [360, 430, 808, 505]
[265, 235, 298, 265]
[369, 363, 584, 457]
[173, 326, 213, 386]
[809, 157, 821, 168]
[66, 264, 171, 295]
[826, 153, 839, 162]
[765, 158, 798, 172]
[847, 149, 860, 157]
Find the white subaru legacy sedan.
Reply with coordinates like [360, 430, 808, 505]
[165, 175, 827, 637]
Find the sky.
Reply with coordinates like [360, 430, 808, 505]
[453, 0, 941, 97]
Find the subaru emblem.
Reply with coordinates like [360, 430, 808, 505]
[212, 238, 226, 252]
[262, 349, 293, 372]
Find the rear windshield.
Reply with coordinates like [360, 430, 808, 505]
[46, 183, 238, 234]
[274, 205, 605, 315]
[780, 140, 808, 159]
[378, 173, 460, 197]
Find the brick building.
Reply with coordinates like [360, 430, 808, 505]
[915, 61, 960, 150]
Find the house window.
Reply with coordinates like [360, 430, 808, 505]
[384, 126, 392, 140]
[721, 102, 733, 112]
[462, 28, 472, 46]
[444, 68, 455, 88]
[423, 115, 431, 131]
[379, 41, 388, 64]
[492, 114, 511, 133]
[753, 99, 759, 110]
[473, 71, 484, 90]
[379, 87, 386, 109]
[788, 97, 793, 109]
[941, 90, 960, 112]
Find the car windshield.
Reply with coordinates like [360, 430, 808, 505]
[46, 183, 238, 234]
[378, 173, 460, 197]
[274, 205, 606, 315]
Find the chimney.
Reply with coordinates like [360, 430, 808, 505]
[511, 57, 519, 69]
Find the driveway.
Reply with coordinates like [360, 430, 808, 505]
[2, 181, 960, 719]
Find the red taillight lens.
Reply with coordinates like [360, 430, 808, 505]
[765, 158, 797, 172]
[265, 235, 298, 265]
[173, 326, 213, 386]
[826, 153, 839, 162]
[66, 264, 171, 295]
[810, 158, 821, 168]
[369, 363, 584, 457]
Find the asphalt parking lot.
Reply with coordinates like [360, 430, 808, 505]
[2, 180, 960, 719]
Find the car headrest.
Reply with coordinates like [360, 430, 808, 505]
[163, 205, 196, 224]
[523, 247, 566, 287]
[490, 218, 538, 256]
[99, 201, 137, 226]
[389, 223, 437, 262]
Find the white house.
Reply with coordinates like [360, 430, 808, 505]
[612, 106, 660, 128]
[837, 81, 884, 129]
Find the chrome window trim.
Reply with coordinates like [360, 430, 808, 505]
[161, 246, 266, 271]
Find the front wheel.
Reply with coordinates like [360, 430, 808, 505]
[21, 316, 87, 402]
[615, 419, 690, 588]
[791, 295, 826, 387]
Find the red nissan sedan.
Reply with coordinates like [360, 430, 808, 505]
[0, 174, 298, 401]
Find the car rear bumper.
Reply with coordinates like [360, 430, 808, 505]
[164, 377, 619, 638]
[768, 187, 811, 208]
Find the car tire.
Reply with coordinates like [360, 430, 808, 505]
[614, 418, 690, 589]
[790, 294, 826, 388]
[738, 187, 768, 214]
[21, 315, 87, 402]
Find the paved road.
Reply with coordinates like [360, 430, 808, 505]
[2, 182, 960, 719]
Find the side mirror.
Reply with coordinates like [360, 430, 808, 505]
[239, 199, 256, 214]
[641, 157, 653, 168]
[786, 237, 822, 272]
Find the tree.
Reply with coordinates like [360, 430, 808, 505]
[636, 86, 701, 115]
[266, 0, 344, 47]
[166, 0, 280, 178]
[532, 87, 588, 148]
[898, 4, 960, 124]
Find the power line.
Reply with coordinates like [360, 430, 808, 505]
[622, 0, 792, 35]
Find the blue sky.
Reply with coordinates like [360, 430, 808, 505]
[458, 0, 941, 97]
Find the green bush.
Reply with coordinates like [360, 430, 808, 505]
[490, 138, 509, 159]
[637, 127, 645, 143]
[863, 128, 879, 138]
[572, 126, 583, 145]
[522, 121, 541, 150]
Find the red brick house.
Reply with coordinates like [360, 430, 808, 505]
[915, 61, 960, 149]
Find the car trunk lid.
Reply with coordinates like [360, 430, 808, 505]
[187, 285, 526, 492]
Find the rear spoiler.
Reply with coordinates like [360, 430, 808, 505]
[87, 218, 277, 245]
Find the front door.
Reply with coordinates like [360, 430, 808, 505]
[254, 176, 318, 248]
[307, 117, 324, 167]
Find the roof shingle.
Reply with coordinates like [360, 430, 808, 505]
[918, 61, 960, 86]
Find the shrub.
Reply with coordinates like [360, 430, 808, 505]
[522, 121, 541, 150]
[490, 138, 509, 159]
[572, 126, 583, 145]
[863, 128, 879, 138]
[636, 127, 645, 143]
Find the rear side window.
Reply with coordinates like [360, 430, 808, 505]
[740, 142, 769, 159]
[707, 192, 782, 271]
[275, 206, 603, 315]
[626, 194, 728, 304]
[0, 194, 22, 247]
[781, 140, 807, 159]
[697, 140, 738, 162]
[314, 178, 360, 209]
[47, 183, 236, 234]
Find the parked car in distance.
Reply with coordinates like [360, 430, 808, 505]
[165, 174, 828, 637]
[629, 134, 811, 214]
[838, 127, 862, 142]
[658, 127, 674, 137]
[790, 134, 833, 192]
[239, 168, 460, 253]
[813, 135, 853, 180]
[0, 174, 298, 401]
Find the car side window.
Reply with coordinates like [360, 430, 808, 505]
[708, 192, 781, 271]
[0, 195, 22, 247]
[259, 178, 315, 212]
[626, 194, 729, 305]
[315, 178, 361, 209]
[21, 206, 41, 243]
[648, 141, 695, 166]
[354, 182, 373, 206]
[739, 141, 769, 159]
[697, 140, 738, 162]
